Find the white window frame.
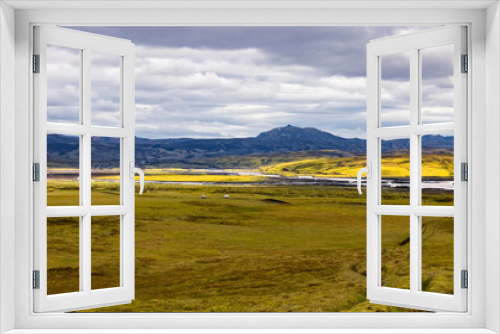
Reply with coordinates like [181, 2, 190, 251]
[1, 1, 499, 333]
[366, 26, 468, 312]
[33, 26, 136, 313]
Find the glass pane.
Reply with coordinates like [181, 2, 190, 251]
[380, 51, 410, 127]
[47, 44, 80, 124]
[381, 215, 410, 290]
[421, 217, 454, 294]
[421, 44, 454, 124]
[91, 216, 121, 290]
[47, 134, 80, 206]
[91, 137, 121, 206]
[381, 137, 410, 205]
[421, 134, 454, 206]
[91, 52, 121, 127]
[47, 217, 80, 295]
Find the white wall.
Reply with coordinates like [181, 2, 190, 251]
[0, 2, 16, 333]
[486, 2, 500, 333]
[7, 5, 491, 331]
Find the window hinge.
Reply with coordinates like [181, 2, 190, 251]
[33, 163, 40, 182]
[461, 54, 468, 73]
[33, 270, 40, 289]
[33, 54, 40, 73]
[461, 162, 468, 181]
[461, 270, 468, 289]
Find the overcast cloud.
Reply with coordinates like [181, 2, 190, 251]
[47, 26, 452, 139]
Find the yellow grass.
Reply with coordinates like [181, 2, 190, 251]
[261, 154, 453, 178]
[93, 173, 268, 183]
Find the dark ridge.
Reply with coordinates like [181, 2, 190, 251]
[47, 126, 453, 168]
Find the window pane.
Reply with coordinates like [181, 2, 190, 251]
[421, 134, 454, 206]
[381, 215, 410, 290]
[47, 134, 80, 206]
[381, 137, 410, 205]
[47, 217, 80, 295]
[91, 52, 121, 127]
[91, 216, 121, 290]
[421, 217, 454, 295]
[380, 51, 410, 127]
[421, 44, 454, 124]
[91, 137, 121, 206]
[47, 45, 80, 124]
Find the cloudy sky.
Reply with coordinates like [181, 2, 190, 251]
[47, 26, 453, 139]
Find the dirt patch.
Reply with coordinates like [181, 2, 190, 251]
[261, 198, 291, 205]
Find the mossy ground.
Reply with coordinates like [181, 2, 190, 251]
[46, 176, 453, 313]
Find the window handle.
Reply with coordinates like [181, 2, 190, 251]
[129, 162, 144, 195]
[357, 162, 371, 195]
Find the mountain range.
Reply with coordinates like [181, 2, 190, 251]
[47, 125, 454, 168]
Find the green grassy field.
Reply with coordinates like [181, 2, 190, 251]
[46, 176, 454, 313]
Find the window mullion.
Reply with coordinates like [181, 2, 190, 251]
[82, 47, 91, 208]
[409, 47, 420, 294]
[82, 47, 92, 293]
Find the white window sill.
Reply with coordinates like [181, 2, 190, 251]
[4, 329, 498, 334]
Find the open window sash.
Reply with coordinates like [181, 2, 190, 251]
[33, 26, 136, 312]
[366, 26, 467, 312]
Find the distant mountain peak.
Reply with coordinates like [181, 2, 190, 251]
[256, 125, 337, 141]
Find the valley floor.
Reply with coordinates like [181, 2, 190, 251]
[46, 175, 454, 313]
